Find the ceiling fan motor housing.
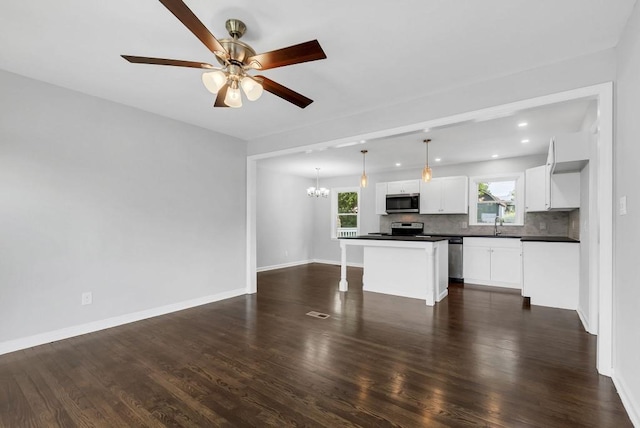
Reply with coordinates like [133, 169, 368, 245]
[225, 18, 246, 39]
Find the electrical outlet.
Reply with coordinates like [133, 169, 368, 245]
[539, 222, 547, 231]
[460, 222, 468, 229]
[81, 292, 92, 305]
[619, 196, 627, 215]
[285, 250, 289, 257]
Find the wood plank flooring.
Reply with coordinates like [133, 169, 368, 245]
[0, 263, 632, 427]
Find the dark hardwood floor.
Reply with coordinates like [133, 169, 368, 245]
[0, 263, 632, 427]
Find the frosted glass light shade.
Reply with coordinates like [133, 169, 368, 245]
[240, 77, 264, 101]
[360, 173, 368, 188]
[202, 70, 226, 94]
[422, 165, 432, 182]
[224, 85, 242, 108]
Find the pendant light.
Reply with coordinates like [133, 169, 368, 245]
[360, 150, 368, 188]
[307, 168, 330, 198]
[422, 139, 433, 182]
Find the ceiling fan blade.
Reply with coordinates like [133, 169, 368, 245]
[158, 0, 229, 60]
[121, 55, 215, 69]
[214, 84, 229, 107]
[247, 40, 326, 70]
[256, 76, 313, 109]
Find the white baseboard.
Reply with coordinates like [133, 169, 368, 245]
[257, 259, 364, 272]
[0, 287, 246, 357]
[612, 370, 640, 427]
[257, 259, 313, 272]
[576, 306, 594, 334]
[463, 278, 522, 290]
[437, 289, 449, 302]
[313, 259, 364, 268]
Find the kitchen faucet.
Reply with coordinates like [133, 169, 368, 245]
[494, 216, 504, 236]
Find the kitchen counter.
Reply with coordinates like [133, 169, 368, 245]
[338, 237, 448, 306]
[519, 236, 579, 243]
[365, 233, 579, 243]
[344, 235, 448, 242]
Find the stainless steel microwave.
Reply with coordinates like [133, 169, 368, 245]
[385, 193, 420, 213]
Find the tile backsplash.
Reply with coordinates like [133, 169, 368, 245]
[380, 210, 575, 237]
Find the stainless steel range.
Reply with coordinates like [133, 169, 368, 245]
[390, 222, 424, 236]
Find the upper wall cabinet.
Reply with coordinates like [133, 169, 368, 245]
[387, 179, 420, 195]
[420, 176, 468, 214]
[525, 164, 580, 212]
[375, 182, 388, 215]
[548, 131, 589, 174]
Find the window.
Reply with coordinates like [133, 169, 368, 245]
[331, 187, 360, 238]
[469, 174, 524, 226]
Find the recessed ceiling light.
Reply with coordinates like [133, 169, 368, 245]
[335, 141, 358, 148]
[359, 140, 366, 144]
[491, 154, 499, 158]
[435, 158, 441, 162]
[521, 139, 530, 144]
[518, 122, 528, 127]
[423, 128, 430, 133]
[305, 149, 313, 154]
[395, 163, 402, 167]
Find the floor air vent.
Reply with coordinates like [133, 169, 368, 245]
[306, 311, 330, 319]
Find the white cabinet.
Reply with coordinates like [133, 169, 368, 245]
[387, 180, 420, 194]
[522, 241, 579, 310]
[525, 165, 580, 212]
[463, 237, 522, 289]
[525, 165, 546, 212]
[375, 182, 388, 215]
[548, 132, 589, 174]
[419, 176, 468, 214]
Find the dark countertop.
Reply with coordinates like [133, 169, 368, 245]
[520, 236, 580, 243]
[360, 233, 580, 243]
[341, 235, 448, 242]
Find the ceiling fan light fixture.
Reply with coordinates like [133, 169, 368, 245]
[224, 82, 243, 108]
[240, 76, 264, 101]
[202, 70, 226, 94]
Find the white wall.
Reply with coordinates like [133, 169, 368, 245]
[310, 175, 368, 266]
[577, 103, 597, 333]
[0, 70, 247, 351]
[577, 163, 591, 328]
[256, 167, 314, 269]
[614, 1, 640, 425]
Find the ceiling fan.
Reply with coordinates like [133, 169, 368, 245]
[121, 0, 327, 109]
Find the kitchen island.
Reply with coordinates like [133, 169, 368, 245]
[339, 236, 449, 306]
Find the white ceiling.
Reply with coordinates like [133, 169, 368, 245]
[0, 1, 635, 144]
[257, 98, 596, 178]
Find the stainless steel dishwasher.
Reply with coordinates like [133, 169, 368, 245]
[448, 237, 464, 282]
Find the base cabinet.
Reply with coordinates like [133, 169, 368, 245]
[522, 241, 579, 310]
[463, 238, 522, 289]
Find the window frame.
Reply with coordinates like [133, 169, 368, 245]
[468, 173, 525, 226]
[330, 187, 361, 239]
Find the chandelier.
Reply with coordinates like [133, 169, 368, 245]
[307, 168, 329, 198]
